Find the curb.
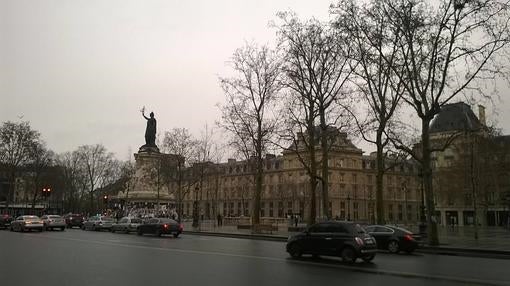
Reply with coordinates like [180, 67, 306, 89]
[182, 230, 510, 259]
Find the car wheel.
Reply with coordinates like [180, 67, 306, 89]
[173, 233, 180, 238]
[61, 227, 65, 231]
[340, 247, 357, 263]
[111, 228, 115, 233]
[405, 250, 414, 254]
[362, 254, 375, 263]
[137, 228, 143, 236]
[288, 243, 302, 258]
[155, 229, 162, 237]
[388, 241, 400, 254]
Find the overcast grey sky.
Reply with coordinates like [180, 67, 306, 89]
[1, 0, 509, 160]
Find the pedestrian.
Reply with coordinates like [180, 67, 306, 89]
[294, 215, 299, 227]
[217, 213, 222, 226]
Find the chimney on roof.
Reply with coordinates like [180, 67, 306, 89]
[478, 105, 486, 126]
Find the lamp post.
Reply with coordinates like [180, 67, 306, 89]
[347, 193, 351, 221]
[403, 183, 408, 225]
[192, 186, 199, 228]
[418, 171, 427, 236]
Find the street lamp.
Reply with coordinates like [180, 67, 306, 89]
[418, 171, 427, 236]
[347, 193, 351, 221]
[192, 186, 199, 228]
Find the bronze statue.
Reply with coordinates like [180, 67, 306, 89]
[142, 108, 157, 147]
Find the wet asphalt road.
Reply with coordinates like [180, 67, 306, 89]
[0, 228, 509, 286]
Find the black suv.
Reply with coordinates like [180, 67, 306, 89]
[286, 221, 377, 263]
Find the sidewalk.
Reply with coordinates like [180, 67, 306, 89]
[182, 220, 510, 252]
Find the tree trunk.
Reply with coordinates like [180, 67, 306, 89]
[422, 118, 439, 246]
[320, 116, 330, 220]
[252, 125, 264, 225]
[307, 115, 318, 225]
[376, 130, 385, 224]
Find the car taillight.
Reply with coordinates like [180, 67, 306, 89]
[163, 224, 168, 229]
[179, 224, 183, 231]
[404, 234, 414, 241]
[355, 237, 364, 246]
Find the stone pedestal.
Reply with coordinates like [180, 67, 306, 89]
[117, 148, 173, 207]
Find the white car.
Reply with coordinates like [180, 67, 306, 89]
[82, 216, 114, 231]
[111, 217, 143, 233]
[41, 215, 66, 231]
[10, 215, 44, 232]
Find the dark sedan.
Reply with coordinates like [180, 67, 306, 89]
[137, 218, 183, 237]
[63, 214, 84, 228]
[0, 214, 13, 229]
[364, 225, 420, 254]
[286, 221, 377, 263]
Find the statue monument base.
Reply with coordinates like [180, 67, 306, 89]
[116, 147, 174, 208]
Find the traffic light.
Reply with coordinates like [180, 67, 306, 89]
[42, 187, 52, 198]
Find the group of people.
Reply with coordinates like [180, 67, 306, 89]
[117, 206, 179, 221]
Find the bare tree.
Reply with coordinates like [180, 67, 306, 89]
[161, 128, 198, 222]
[355, 0, 510, 245]
[76, 144, 116, 213]
[276, 12, 354, 222]
[56, 151, 89, 212]
[28, 142, 54, 210]
[332, 0, 406, 224]
[0, 121, 41, 209]
[218, 42, 283, 226]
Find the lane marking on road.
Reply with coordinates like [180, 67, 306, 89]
[21, 233, 510, 286]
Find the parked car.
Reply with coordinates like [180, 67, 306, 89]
[10, 215, 44, 232]
[41, 215, 66, 231]
[111, 217, 143, 233]
[81, 216, 114, 231]
[286, 221, 377, 263]
[64, 214, 84, 228]
[0, 214, 13, 229]
[137, 218, 183, 237]
[364, 225, 420, 254]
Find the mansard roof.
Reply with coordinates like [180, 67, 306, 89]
[430, 102, 482, 133]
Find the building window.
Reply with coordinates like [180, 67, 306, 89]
[340, 202, 346, 219]
[406, 205, 413, 221]
[447, 194, 454, 206]
[287, 201, 293, 215]
[244, 202, 249, 216]
[269, 202, 274, 217]
[464, 193, 473, 205]
[260, 202, 266, 217]
[353, 202, 359, 220]
[388, 204, 394, 221]
[278, 201, 284, 217]
[398, 204, 403, 221]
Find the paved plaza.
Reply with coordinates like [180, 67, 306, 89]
[182, 220, 510, 252]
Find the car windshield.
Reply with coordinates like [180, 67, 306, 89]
[101, 217, 114, 222]
[24, 216, 40, 220]
[48, 215, 61, 218]
[130, 219, 142, 223]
